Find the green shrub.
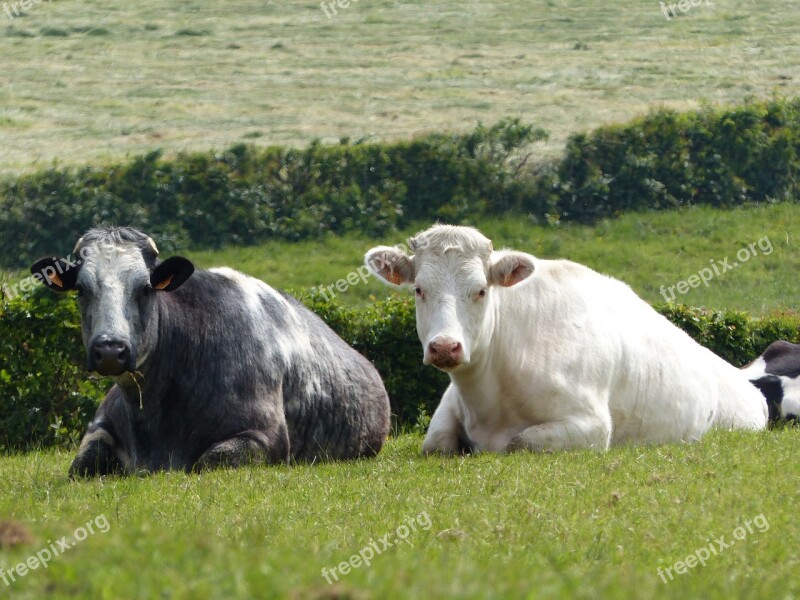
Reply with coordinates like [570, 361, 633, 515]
[547, 98, 800, 222]
[2, 287, 798, 453]
[0, 119, 546, 268]
[2, 99, 798, 268]
[0, 289, 109, 452]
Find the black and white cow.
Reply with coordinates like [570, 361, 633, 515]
[741, 340, 800, 422]
[32, 227, 390, 476]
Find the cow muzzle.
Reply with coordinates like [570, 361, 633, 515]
[425, 336, 465, 370]
[88, 337, 133, 376]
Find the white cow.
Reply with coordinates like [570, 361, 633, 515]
[366, 225, 768, 454]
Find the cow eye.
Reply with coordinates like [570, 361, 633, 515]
[477, 288, 487, 300]
[141, 284, 154, 298]
[413, 286, 424, 299]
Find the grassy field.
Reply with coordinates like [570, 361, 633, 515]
[1, 0, 798, 174]
[3, 1, 800, 598]
[3, 203, 796, 314]
[183, 203, 800, 315]
[0, 429, 798, 599]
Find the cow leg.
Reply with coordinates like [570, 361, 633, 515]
[422, 385, 472, 455]
[193, 428, 289, 472]
[506, 413, 612, 453]
[69, 428, 126, 478]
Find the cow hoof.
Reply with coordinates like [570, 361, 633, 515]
[68, 464, 93, 479]
[421, 446, 457, 457]
[505, 435, 527, 453]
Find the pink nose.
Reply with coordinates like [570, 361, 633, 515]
[428, 338, 463, 367]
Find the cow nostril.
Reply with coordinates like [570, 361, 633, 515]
[430, 339, 462, 357]
[88, 339, 132, 376]
[93, 341, 129, 363]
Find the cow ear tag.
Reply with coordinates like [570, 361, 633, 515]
[154, 275, 174, 290]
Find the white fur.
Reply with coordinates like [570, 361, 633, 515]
[741, 355, 800, 420]
[209, 267, 321, 396]
[79, 242, 149, 351]
[367, 226, 768, 454]
[782, 378, 800, 418]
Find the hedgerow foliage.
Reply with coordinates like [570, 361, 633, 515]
[538, 97, 800, 223]
[0, 119, 546, 267]
[1, 289, 798, 452]
[2, 97, 798, 267]
[0, 290, 109, 452]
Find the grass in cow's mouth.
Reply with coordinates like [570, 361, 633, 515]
[127, 370, 145, 410]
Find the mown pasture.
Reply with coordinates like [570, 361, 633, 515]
[1, 0, 798, 174]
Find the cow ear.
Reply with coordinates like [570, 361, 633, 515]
[488, 252, 535, 287]
[365, 246, 414, 287]
[151, 257, 195, 292]
[30, 257, 78, 292]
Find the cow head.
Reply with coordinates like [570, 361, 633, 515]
[31, 228, 194, 377]
[366, 225, 535, 371]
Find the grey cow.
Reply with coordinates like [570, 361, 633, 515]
[32, 227, 390, 476]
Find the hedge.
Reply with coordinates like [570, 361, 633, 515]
[539, 97, 800, 223]
[2, 97, 799, 268]
[0, 118, 546, 267]
[1, 288, 798, 452]
[0, 291, 109, 452]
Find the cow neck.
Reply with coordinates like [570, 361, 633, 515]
[445, 321, 497, 392]
[448, 285, 527, 396]
[114, 297, 168, 415]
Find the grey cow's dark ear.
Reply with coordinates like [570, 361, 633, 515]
[30, 256, 79, 292]
[151, 257, 195, 291]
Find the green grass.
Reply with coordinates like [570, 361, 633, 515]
[3, 203, 796, 314]
[183, 203, 800, 315]
[1, 429, 798, 599]
[1, 0, 798, 174]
